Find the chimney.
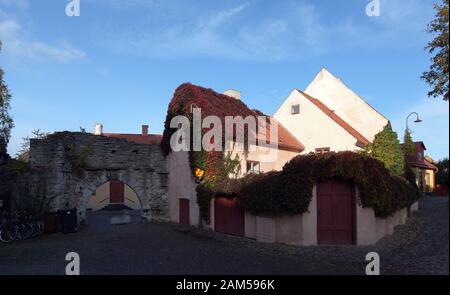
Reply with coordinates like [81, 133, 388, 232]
[223, 89, 241, 100]
[142, 125, 149, 136]
[94, 123, 103, 135]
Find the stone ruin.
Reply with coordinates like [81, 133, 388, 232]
[13, 131, 170, 223]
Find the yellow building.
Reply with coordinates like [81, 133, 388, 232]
[404, 142, 438, 193]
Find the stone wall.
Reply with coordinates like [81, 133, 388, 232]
[29, 132, 169, 223]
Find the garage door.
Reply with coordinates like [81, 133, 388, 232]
[110, 180, 125, 204]
[317, 180, 355, 245]
[179, 198, 190, 225]
[214, 197, 245, 237]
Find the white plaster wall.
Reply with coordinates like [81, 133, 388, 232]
[304, 68, 389, 141]
[356, 188, 377, 245]
[230, 146, 299, 176]
[410, 200, 419, 212]
[276, 214, 303, 246]
[124, 185, 141, 210]
[256, 216, 277, 243]
[300, 184, 318, 245]
[244, 212, 257, 239]
[274, 89, 361, 153]
[243, 184, 411, 246]
[87, 182, 109, 210]
[167, 151, 200, 226]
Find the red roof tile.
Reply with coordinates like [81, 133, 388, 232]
[297, 89, 370, 146]
[102, 133, 162, 145]
[407, 158, 438, 171]
[274, 118, 305, 152]
[424, 159, 438, 171]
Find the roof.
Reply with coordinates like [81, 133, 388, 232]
[161, 83, 305, 153]
[307, 68, 389, 122]
[414, 141, 426, 151]
[270, 117, 305, 152]
[407, 158, 438, 171]
[402, 141, 437, 171]
[400, 141, 427, 152]
[296, 89, 370, 146]
[102, 133, 162, 145]
[424, 159, 438, 171]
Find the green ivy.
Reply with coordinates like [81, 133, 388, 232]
[66, 141, 92, 177]
[206, 152, 420, 219]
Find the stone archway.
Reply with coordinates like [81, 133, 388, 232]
[78, 172, 145, 221]
[87, 180, 142, 211]
[28, 132, 169, 224]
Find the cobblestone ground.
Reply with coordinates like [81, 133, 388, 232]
[0, 196, 447, 275]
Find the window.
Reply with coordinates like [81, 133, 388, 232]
[291, 104, 300, 115]
[315, 147, 330, 154]
[246, 161, 260, 174]
[417, 151, 423, 160]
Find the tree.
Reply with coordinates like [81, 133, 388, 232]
[421, 0, 449, 101]
[403, 128, 415, 157]
[0, 41, 14, 144]
[364, 124, 404, 176]
[435, 158, 449, 185]
[16, 129, 49, 161]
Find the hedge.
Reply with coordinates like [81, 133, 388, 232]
[236, 152, 420, 217]
[199, 151, 420, 220]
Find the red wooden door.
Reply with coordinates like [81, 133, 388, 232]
[317, 180, 355, 245]
[179, 198, 190, 225]
[109, 181, 125, 204]
[214, 197, 245, 237]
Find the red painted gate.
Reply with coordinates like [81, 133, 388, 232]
[179, 198, 190, 225]
[317, 180, 355, 245]
[214, 197, 245, 237]
[109, 181, 125, 204]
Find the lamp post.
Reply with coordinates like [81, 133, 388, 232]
[406, 112, 422, 131]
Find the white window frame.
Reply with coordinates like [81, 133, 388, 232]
[246, 161, 260, 174]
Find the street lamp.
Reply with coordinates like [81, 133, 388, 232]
[406, 112, 422, 130]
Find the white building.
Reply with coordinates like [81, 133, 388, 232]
[274, 68, 389, 153]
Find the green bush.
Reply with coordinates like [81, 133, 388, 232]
[364, 124, 404, 176]
[212, 152, 420, 219]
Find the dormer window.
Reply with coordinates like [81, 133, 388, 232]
[291, 104, 300, 115]
[417, 151, 424, 160]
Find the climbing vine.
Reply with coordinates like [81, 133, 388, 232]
[238, 152, 420, 218]
[161, 83, 257, 222]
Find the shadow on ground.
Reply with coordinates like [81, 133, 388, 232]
[0, 196, 448, 275]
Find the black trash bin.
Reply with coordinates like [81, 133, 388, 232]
[59, 208, 78, 233]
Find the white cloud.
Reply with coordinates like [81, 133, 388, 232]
[106, 2, 255, 60]
[86, 0, 161, 10]
[102, 1, 397, 61]
[102, 1, 359, 61]
[0, 19, 86, 62]
[372, 0, 434, 33]
[0, 0, 29, 11]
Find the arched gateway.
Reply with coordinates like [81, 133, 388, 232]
[29, 132, 169, 224]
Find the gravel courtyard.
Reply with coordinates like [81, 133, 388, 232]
[0, 196, 448, 275]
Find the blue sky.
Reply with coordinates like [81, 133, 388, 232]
[0, 0, 448, 160]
